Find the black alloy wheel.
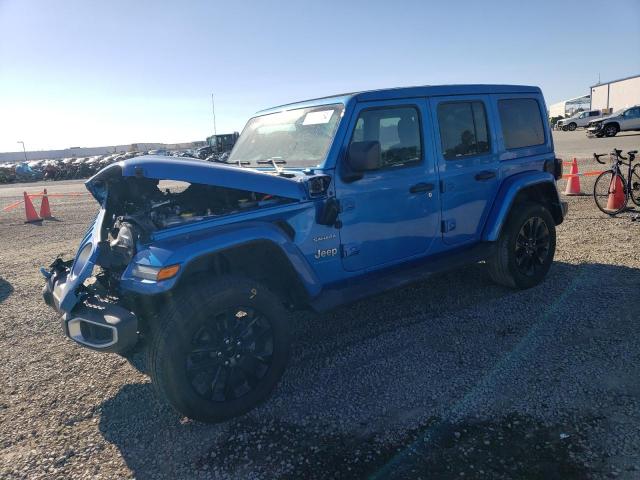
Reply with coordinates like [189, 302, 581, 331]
[514, 216, 551, 277]
[185, 306, 274, 402]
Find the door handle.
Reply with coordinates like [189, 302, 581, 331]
[475, 170, 496, 181]
[409, 182, 434, 193]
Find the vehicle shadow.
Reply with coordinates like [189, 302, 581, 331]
[98, 260, 638, 479]
[0, 277, 13, 303]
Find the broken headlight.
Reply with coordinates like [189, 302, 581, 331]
[109, 221, 136, 264]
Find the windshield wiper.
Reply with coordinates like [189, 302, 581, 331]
[218, 158, 251, 168]
[256, 157, 286, 173]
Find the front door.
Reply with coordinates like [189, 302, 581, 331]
[335, 99, 440, 272]
[429, 95, 500, 245]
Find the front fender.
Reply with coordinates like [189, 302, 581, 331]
[119, 221, 321, 297]
[482, 171, 560, 242]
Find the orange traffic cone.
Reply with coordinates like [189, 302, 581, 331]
[39, 189, 53, 219]
[605, 175, 626, 212]
[564, 158, 581, 195]
[23, 192, 42, 223]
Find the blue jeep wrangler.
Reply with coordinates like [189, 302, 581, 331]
[43, 84, 567, 422]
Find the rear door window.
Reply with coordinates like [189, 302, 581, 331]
[437, 101, 490, 160]
[498, 98, 545, 149]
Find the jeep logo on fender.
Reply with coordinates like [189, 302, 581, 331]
[314, 247, 338, 259]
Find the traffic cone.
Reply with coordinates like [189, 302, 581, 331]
[605, 175, 626, 212]
[564, 158, 581, 195]
[23, 192, 42, 223]
[39, 189, 53, 219]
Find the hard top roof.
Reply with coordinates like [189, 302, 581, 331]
[257, 84, 541, 115]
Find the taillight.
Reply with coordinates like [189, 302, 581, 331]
[545, 158, 562, 180]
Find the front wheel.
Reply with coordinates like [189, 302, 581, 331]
[567, 122, 577, 131]
[487, 202, 556, 289]
[147, 276, 291, 423]
[593, 170, 627, 215]
[604, 124, 618, 137]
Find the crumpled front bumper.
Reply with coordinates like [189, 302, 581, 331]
[586, 124, 602, 136]
[42, 260, 138, 354]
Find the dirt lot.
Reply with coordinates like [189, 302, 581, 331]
[1, 154, 639, 479]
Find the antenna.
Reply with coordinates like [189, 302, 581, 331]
[211, 93, 217, 137]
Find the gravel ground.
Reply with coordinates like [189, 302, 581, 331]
[1, 156, 639, 479]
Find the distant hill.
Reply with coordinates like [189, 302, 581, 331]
[0, 141, 207, 162]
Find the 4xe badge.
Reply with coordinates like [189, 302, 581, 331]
[314, 247, 338, 260]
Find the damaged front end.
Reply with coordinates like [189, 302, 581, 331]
[41, 207, 137, 353]
[42, 157, 311, 353]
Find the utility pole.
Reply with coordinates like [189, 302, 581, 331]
[211, 93, 217, 138]
[17, 141, 27, 162]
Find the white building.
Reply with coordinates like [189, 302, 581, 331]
[548, 95, 591, 118]
[590, 74, 640, 113]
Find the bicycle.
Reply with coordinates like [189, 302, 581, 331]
[592, 149, 640, 216]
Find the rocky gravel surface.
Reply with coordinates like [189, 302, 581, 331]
[1, 163, 639, 479]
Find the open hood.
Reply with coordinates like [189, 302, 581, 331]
[85, 156, 309, 203]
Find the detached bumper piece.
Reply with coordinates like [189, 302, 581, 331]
[63, 299, 138, 353]
[42, 261, 138, 354]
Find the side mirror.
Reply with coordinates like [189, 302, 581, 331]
[347, 141, 382, 172]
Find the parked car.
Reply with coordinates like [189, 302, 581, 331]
[587, 105, 640, 137]
[556, 110, 602, 131]
[42, 84, 567, 423]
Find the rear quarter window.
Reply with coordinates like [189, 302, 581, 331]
[498, 98, 545, 149]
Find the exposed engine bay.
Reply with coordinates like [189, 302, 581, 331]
[99, 176, 295, 270]
[107, 177, 293, 230]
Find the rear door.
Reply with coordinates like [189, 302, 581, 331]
[429, 95, 499, 245]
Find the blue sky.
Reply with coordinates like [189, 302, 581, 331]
[1, 0, 638, 152]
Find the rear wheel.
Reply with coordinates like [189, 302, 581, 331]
[147, 276, 290, 423]
[593, 170, 627, 215]
[630, 164, 640, 207]
[488, 202, 556, 289]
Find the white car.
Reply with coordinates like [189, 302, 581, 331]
[556, 110, 602, 131]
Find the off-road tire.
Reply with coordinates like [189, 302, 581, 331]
[147, 275, 290, 423]
[487, 202, 556, 289]
[567, 122, 577, 131]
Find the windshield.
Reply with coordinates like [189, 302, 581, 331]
[229, 104, 344, 168]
